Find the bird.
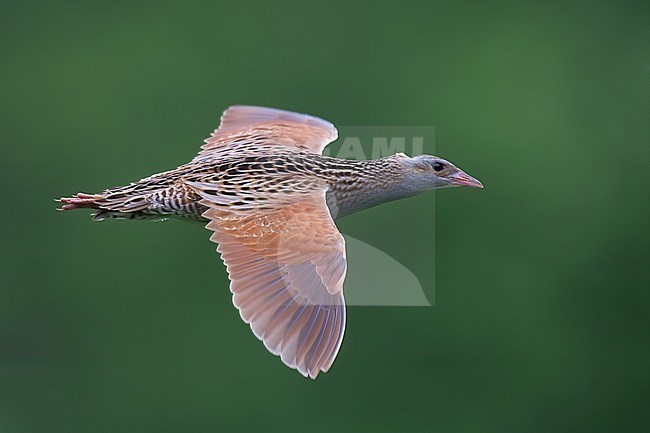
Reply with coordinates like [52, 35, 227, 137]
[58, 105, 483, 379]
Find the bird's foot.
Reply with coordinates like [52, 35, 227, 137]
[56, 193, 103, 211]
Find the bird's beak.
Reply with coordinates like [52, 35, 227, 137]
[449, 171, 483, 188]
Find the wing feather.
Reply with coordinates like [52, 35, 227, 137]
[197, 105, 338, 157]
[195, 188, 347, 378]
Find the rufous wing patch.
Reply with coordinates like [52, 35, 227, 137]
[197, 188, 347, 379]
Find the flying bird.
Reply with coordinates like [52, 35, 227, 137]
[58, 106, 483, 378]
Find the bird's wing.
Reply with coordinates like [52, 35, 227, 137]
[191, 185, 347, 379]
[197, 105, 338, 157]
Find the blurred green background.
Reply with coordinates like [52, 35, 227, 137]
[1, 0, 648, 432]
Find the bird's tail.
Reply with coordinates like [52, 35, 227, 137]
[56, 191, 152, 221]
[57, 178, 207, 222]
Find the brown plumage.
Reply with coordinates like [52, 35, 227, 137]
[58, 105, 482, 378]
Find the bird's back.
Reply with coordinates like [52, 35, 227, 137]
[79, 148, 333, 221]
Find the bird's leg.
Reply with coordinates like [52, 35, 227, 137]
[56, 193, 103, 211]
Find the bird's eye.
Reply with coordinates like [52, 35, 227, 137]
[432, 162, 446, 172]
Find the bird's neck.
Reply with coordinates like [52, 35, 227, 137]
[321, 155, 420, 219]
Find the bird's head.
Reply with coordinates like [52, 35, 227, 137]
[400, 154, 483, 190]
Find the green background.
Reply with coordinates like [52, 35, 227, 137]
[1, 0, 648, 432]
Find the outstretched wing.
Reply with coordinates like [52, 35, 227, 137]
[197, 105, 338, 157]
[192, 185, 347, 379]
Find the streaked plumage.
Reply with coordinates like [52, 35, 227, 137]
[58, 105, 482, 378]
